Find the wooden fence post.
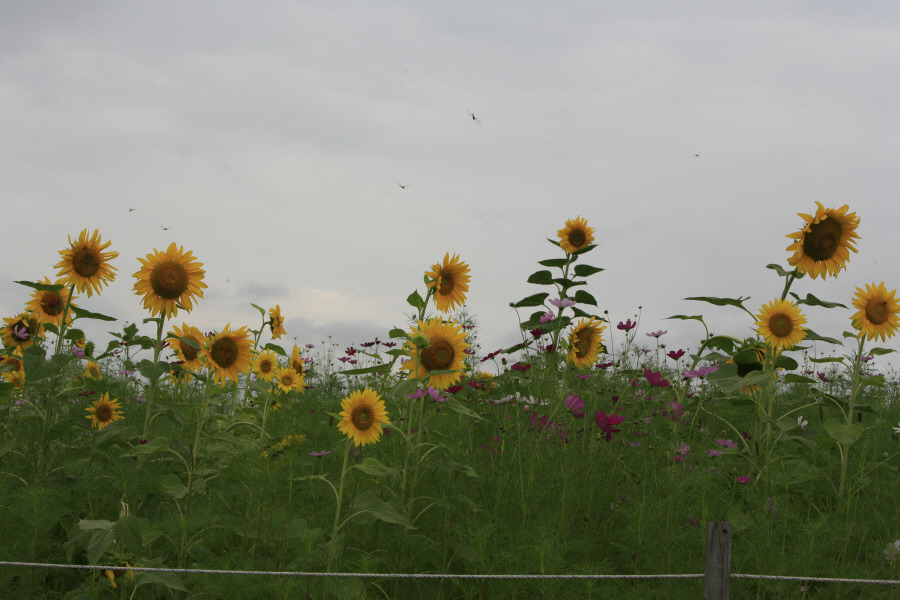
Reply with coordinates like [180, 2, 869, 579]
[704, 521, 732, 600]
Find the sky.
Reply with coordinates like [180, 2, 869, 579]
[2, 1, 900, 373]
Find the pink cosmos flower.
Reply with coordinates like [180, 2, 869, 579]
[549, 298, 576, 308]
[646, 330, 667, 338]
[617, 319, 636, 331]
[716, 439, 738, 447]
[667, 349, 685, 360]
[736, 476, 751, 484]
[683, 365, 719, 378]
[539, 312, 555, 323]
[594, 410, 625, 441]
[565, 394, 585, 418]
[643, 369, 671, 388]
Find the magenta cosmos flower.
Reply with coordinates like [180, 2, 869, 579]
[594, 410, 625, 441]
[667, 349, 685, 360]
[643, 369, 671, 388]
[617, 319, 637, 331]
[683, 365, 719, 378]
[565, 394, 585, 418]
[548, 297, 577, 308]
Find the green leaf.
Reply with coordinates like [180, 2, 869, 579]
[162, 474, 189, 499]
[263, 343, 286, 356]
[666, 314, 705, 322]
[250, 303, 266, 316]
[860, 374, 886, 388]
[572, 243, 597, 256]
[429, 458, 477, 477]
[338, 364, 390, 376]
[773, 355, 799, 371]
[87, 529, 116, 565]
[113, 516, 143, 555]
[868, 347, 896, 356]
[808, 356, 845, 364]
[134, 571, 188, 592]
[444, 398, 483, 420]
[68, 305, 116, 322]
[572, 289, 598, 306]
[537, 258, 568, 268]
[824, 419, 864, 447]
[526, 270, 554, 285]
[389, 327, 408, 339]
[406, 290, 426, 310]
[122, 436, 172, 458]
[766, 458, 818, 486]
[353, 457, 400, 477]
[765, 264, 795, 277]
[784, 374, 816, 384]
[513, 292, 550, 308]
[352, 494, 415, 529]
[136, 359, 170, 383]
[78, 519, 115, 531]
[15, 280, 66, 293]
[685, 296, 751, 309]
[573, 264, 604, 277]
[789, 292, 847, 309]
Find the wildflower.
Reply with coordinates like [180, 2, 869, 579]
[203, 324, 253, 386]
[736, 476, 751, 484]
[716, 439, 738, 447]
[594, 410, 624, 442]
[168, 323, 206, 372]
[426, 252, 471, 313]
[401, 317, 469, 390]
[884, 540, 900, 561]
[309, 450, 332, 457]
[539, 311, 555, 323]
[643, 369, 671, 388]
[252, 350, 279, 382]
[2, 313, 40, 354]
[683, 365, 719, 378]
[617, 319, 636, 331]
[706, 449, 723, 457]
[511, 363, 531, 372]
[567, 317, 606, 369]
[557, 216, 595, 254]
[549, 297, 576, 308]
[268, 305, 286, 339]
[565, 394, 585, 418]
[756, 298, 807, 349]
[786, 201, 860, 279]
[646, 330, 667, 338]
[850, 282, 900, 342]
[667, 349, 685, 360]
[133, 242, 206, 318]
[72, 345, 85, 358]
[55, 229, 118, 296]
[337, 388, 390, 446]
[596, 361, 614, 369]
[85, 393, 123, 430]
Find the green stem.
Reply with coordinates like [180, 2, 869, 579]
[141, 316, 166, 440]
[328, 439, 352, 571]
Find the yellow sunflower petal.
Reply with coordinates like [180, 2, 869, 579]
[133, 242, 207, 318]
[785, 202, 860, 279]
[202, 324, 252, 386]
[851, 282, 900, 342]
[425, 253, 471, 313]
[755, 298, 807, 349]
[400, 317, 469, 390]
[567, 317, 606, 368]
[337, 388, 390, 446]
[55, 229, 118, 297]
[557, 216, 595, 254]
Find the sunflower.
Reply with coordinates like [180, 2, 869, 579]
[55, 229, 118, 296]
[268, 305, 286, 339]
[288, 344, 307, 376]
[426, 253, 471, 313]
[203, 324, 252, 386]
[337, 388, 390, 447]
[755, 298, 807, 349]
[557, 216, 595, 254]
[133, 242, 207, 318]
[26, 277, 75, 328]
[2, 313, 40, 354]
[2, 355, 24, 373]
[272, 366, 304, 394]
[168, 323, 206, 372]
[2, 369, 25, 390]
[401, 317, 469, 390]
[253, 349, 279, 382]
[851, 282, 900, 342]
[85, 393, 123, 430]
[83, 361, 102, 380]
[785, 202, 860, 279]
[567, 317, 606, 369]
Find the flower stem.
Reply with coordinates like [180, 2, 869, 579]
[327, 439, 352, 571]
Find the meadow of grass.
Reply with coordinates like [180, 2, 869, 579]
[2, 211, 900, 599]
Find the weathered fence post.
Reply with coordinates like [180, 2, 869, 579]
[704, 521, 732, 600]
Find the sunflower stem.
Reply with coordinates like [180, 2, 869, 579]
[141, 316, 166, 440]
[327, 438, 352, 572]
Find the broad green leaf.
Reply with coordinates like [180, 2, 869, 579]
[406, 290, 426, 310]
[122, 436, 172, 458]
[526, 270, 554, 285]
[553, 277, 585, 290]
[263, 343, 286, 356]
[137, 359, 170, 383]
[250, 303, 266, 316]
[78, 519, 115, 531]
[15, 280, 65, 293]
[353, 457, 400, 477]
[666, 314, 705, 322]
[868, 347, 896, 356]
[784, 374, 816, 384]
[726, 504, 752, 532]
[162, 474, 188, 499]
[429, 458, 477, 477]
[352, 495, 415, 529]
[573, 264, 604, 277]
[766, 458, 818, 485]
[765, 264, 795, 277]
[572, 243, 597, 256]
[113, 516, 143, 555]
[860, 374, 886, 388]
[789, 292, 847, 309]
[134, 572, 188, 592]
[808, 356, 845, 364]
[824, 419, 864, 447]
[572, 289, 598, 306]
[68, 305, 116, 321]
[513, 292, 550, 308]
[87, 529, 116, 565]
[338, 364, 390, 376]
[445, 398, 483, 420]
[537, 258, 568, 268]
[685, 296, 751, 309]
[773, 355, 799, 371]
[389, 327, 407, 339]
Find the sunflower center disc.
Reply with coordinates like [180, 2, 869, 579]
[181, 338, 200, 361]
[803, 218, 842, 261]
[73, 248, 101, 277]
[770, 315, 793, 337]
[352, 407, 373, 430]
[151, 261, 189, 299]
[574, 330, 592, 357]
[96, 404, 112, 421]
[439, 274, 454, 295]
[569, 231, 586, 247]
[260, 359, 273, 374]
[211, 337, 238, 368]
[42, 293, 63, 316]
[421, 340, 454, 371]
[866, 301, 889, 325]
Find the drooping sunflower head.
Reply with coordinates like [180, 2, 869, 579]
[55, 229, 118, 297]
[851, 282, 900, 342]
[755, 298, 807, 349]
[253, 350, 279, 382]
[2, 313, 40, 354]
[785, 202, 860, 279]
[202, 324, 252, 386]
[288, 345, 306, 376]
[168, 323, 206, 372]
[273, 366, 305, 394]
[2, 368, 25, 390]
[567, 317, 606, 369]
[337, 388, 390, 447]
[85, 393, 123, 430]
[425, 253, 471, 313]
[83, 361, 102, 380]
[557, 216, 595, 254]
[26, 277, 75, 328]
[268, 305, 286, 339]
[401, 317, 470, 390]
[133, 242, 207, 318]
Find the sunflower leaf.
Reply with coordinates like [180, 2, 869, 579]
[250, 303, 266, 316]
[526, 270, 554, 285]
[263, 343, 286, 356]
[685, 296, 751, 309]
[113, 516, 144, 556]
[406, 290, 426, 310]
[867, 347, 896, 356]
[573, 264, 604, 277]
[513, 292, 549, 308]
[765, 264, 795, 278]
[338, 364, 390, 376]
[572, 289, 598, 306]
[137, 359, 170, 383]
[389, 327, 408, 339]
[444, 398, 483, 420]
[353, 457, 401, 477]
[537, 258, 568, 268]
[808, 356, 845, 364]
[789, 292, 848, 309]
[665, 314, 705, 322]
[784, 374, 817, 384]
[16, 280, 66, 293]
[86, 529, 116, 565]
[352, 493, 415, 529]
[804, 328, 844, 346]
[773, 355, 799, 371]
[572, 243, 597, 256]
[69, 306, 117, 322]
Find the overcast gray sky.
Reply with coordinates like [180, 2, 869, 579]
[2, 1, 899, 372]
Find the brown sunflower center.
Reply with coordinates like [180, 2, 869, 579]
[181, 337, 200, 362]
[280, 373, 294, 387]
[866, 300, 889, 325]
[41, 293, 63, 316]
[259, 359, 274, 374]
[438, 273, 454, 295]
[150, 261, 189, 300]
[573, 329, 593, 358]
[769, 314, 794, 337]
[210, 337, 238, 368]
[737, 361, 763, 378]
[802, 217, 842, 261]
[568, 229, 586, 248]
[72, 247, 101, 278]
[421, 339, 454, 371]
[350, 405, 374, 431]
[95, 403, 113, 422]
[291, 360, 305, 375]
